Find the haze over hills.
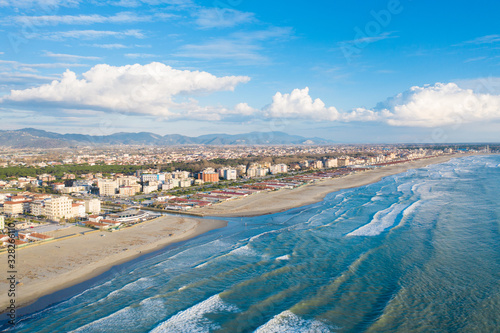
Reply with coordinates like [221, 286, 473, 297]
[0, 128, 334, 148]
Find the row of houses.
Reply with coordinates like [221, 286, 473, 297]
[0, 193, 101, 221]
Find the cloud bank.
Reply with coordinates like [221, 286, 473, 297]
[263, 83, 500, 126]
[263, 87, 339, 121]
[372, 82, 500, 127]
[3, 64, 500, 127]
[2, 62, 250, 118]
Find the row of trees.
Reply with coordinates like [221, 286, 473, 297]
[0, 151, 378, 180]
[0, 164, 155, 179]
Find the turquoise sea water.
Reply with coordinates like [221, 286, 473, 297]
[6, 155, 500, 332]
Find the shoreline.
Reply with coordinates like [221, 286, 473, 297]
[191, 153, 479, 217]
[0, 216, 227, 313]
[0, 153, 484, 317]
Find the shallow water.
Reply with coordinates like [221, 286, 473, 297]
[7, 155, 500, 332]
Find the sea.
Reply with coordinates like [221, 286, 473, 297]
[5, 154, 500, 332]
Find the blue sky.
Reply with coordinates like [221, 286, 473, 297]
[0, 0, 499, 143]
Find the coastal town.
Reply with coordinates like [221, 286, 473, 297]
[0, 144, 490, 250]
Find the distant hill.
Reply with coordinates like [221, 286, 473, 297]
[0, 128, 333, 148]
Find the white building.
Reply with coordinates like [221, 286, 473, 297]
[84, 198, 101, 214]
[143, 183, 160, 194]
[30, 200, 46, 216]
[324, 158, 338, 168]
[269, 164, 288, 175]
[72, 203, 86, 218]
[98, 179, 118, 196]
[172, 171, 190, 179]
[312, 160, 323, 169]
[256, 168, 268, 177]
[246, 168, 257, 178]
[116, 176, 139, 187]
[337, 157, 351, 167]
[60, 186, 87, 194]
[44, 196, 73, 221]
[220, 168, 237, 180]
[141, 174, 159, 183]
[167, 178, 193, 188]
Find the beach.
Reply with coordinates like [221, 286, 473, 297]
[192, 154, 470, 217]
[0, 216, 227, 311]
[0, 153, 473, 314]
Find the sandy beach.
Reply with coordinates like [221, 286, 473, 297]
[0, 216, 226, 311]
[192, 154, 473, 217]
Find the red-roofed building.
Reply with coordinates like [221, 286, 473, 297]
[89, 215, 103, 222]
[3, 199, 31, 215]
[100, 219, 122, 227]
[84, 221, 111, 230]
[19, 232, 53, 241]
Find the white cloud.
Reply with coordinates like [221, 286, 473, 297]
[0, 0, 79, 8]
[43, 51, 101, 61]
[461, 34, 500, 45]
[370, 82, 500, 127]
[0, 59, 90, 72]
[1, 62, 251, 119]
[338, 31, 398, 47]
[234, 102, 258, 115]
[124, 53, 157, 58]
[90, 43, 127, 49]
[263, 87, 340, 121]
[176, 39, 266, 62]
[175, 27, 292, 63]
[260, 83, 500, 126]
[0, 72, 60, 84]
[110, 0, 193, 7]
[455, 77, 500, 94]
[6, 11, 175, 26]
[195, 8, 255, 29]
[36, 29, 144, 40]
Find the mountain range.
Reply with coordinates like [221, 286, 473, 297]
[0, 128, 333, 148]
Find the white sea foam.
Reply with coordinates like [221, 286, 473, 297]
[96, 277, 152, 302]
[254, 310, 333, 333]
[154, 239, 230, 268]
[275, 254, 290, 261]
[75, 297, 165, 332]
[229, 244, 256, 256]
[402, 200, 422, 218]
[150, 294, 239, 333]
[249, 230, 277, 243]
[195, 261, 209, 269]
[347, 202, 409, 236]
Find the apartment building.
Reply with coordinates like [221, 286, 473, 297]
[141, 174, 159, 183]
[116, 176, 139, 187]
[84, 198, 101, 214]
[269, 164, 288, 175]
[199, 172, 219, 183]
[98, 179, 118, 196]
[324, 158, 338, 168]
[337, 157, 351, 167]
[312, 160, 323, 169]
[219, 168, 237, 180]
[44, 196, 73, 220]
[72, 203, 86, 218]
